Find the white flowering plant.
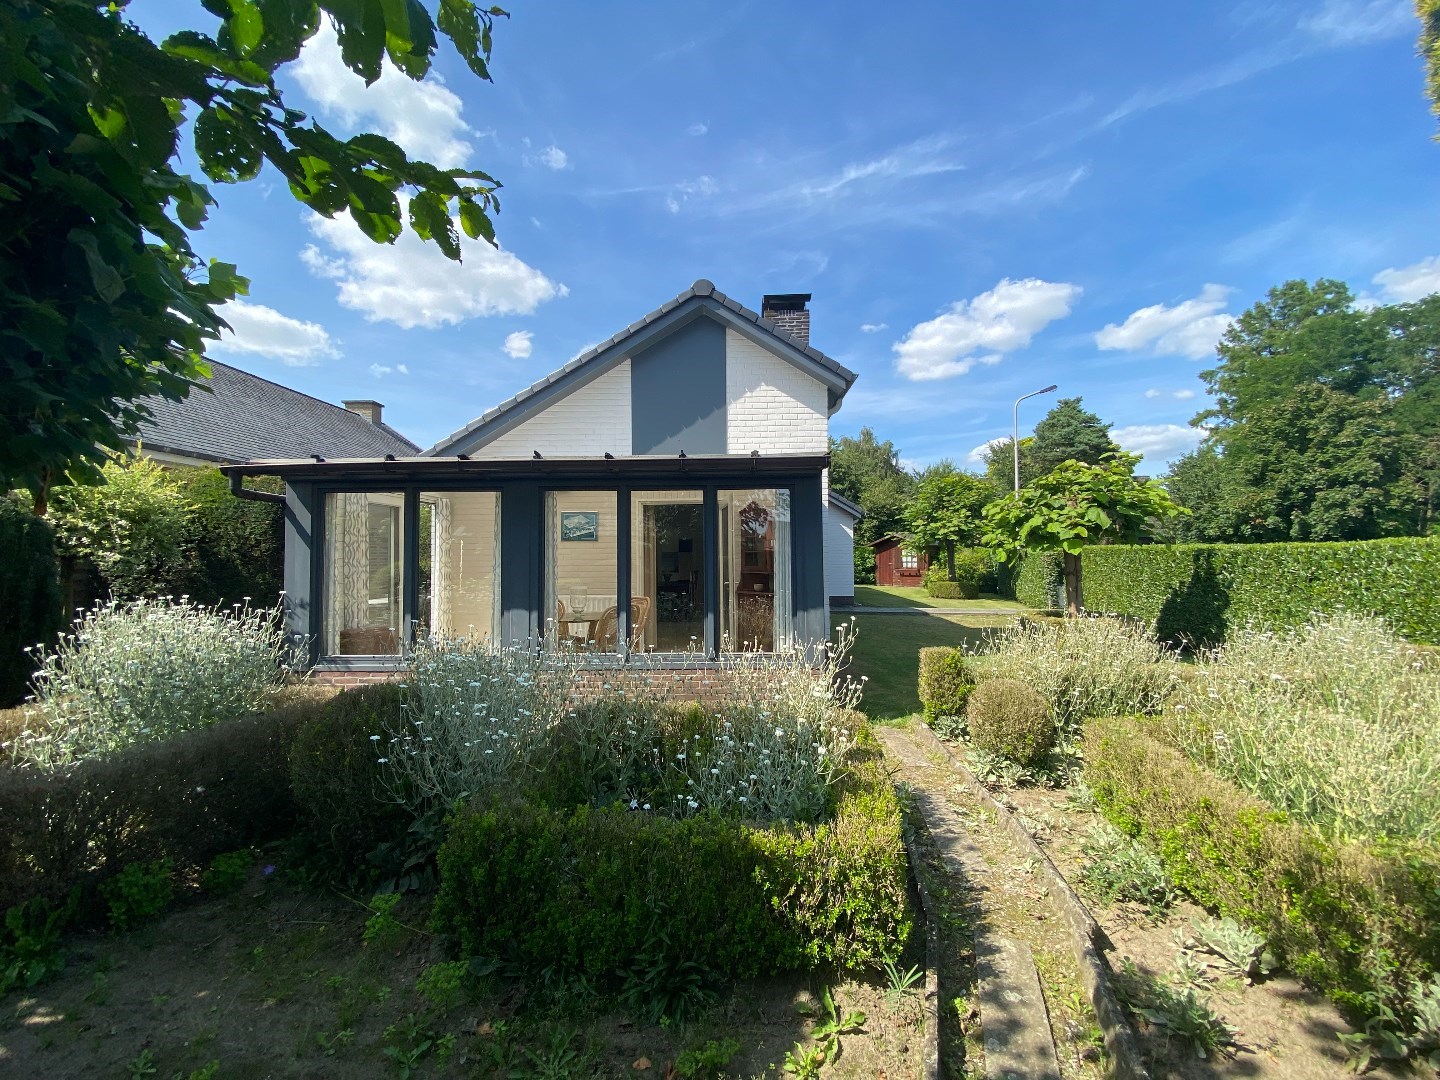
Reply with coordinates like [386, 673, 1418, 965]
[376, 624, 867, 825]
[7, 597, 290, 769]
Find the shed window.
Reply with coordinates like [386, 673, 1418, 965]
[900, 550, 919, 569]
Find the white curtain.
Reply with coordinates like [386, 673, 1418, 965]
[325, 493, 372, 654]
[773, 489, 793, 647]
[430, 496, 454, 637]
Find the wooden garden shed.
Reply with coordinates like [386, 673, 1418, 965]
[871, 535, 928, 587]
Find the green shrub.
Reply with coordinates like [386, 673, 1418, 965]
[288, 684, 409, 867]
[12, 597, 290, 768]
[1078, 822, 1173, 908]
[1077, 537, 1440, 646]
[200, 850, 252, 896]
[923, 549, 988, 600]
[917, 647, 975, 728]
[1084, 714, 1440, 1023]
[974, 616, 1179, 730]
[175, 468, 283, 608]
[1013, 551, 1062, 608]
[0, 890, 78, 995]
[432, 762, 911, 985]
[100, 859, 173, 930]
[965, 679, 1055, 766]
[0, 494, 62, 709]
[0, 690, 322, 915]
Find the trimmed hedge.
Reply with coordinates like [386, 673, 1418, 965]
[1013, 551, 1062, 609]
[0, 495, 63, 708]
[917, 647, 974, 724]
[0, 689, 328, 916]
[1084, 715, 1440, 1014]
[432, 761, 912, 982]
[1079, 537, 1440, 645]
[967, 679, 1054, 766]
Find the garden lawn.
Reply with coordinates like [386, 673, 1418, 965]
[837, 613, 1015, 721]
[851, 585, 1027, 611]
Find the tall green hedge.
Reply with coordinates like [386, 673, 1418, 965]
[0, 495, 63, 707]
[1078, 538, 1440, 645]
[1013, 551, 1061, 609]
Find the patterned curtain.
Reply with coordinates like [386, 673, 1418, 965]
[431, 496, 454, 637]
[325, 493, 372, 653]
[773, 489, 793, 647]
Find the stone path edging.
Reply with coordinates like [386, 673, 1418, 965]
[901, 829, 942, 1080]
[906, 722, 1151, 1080]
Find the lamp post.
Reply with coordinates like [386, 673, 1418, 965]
[1012, 384, 1058, 492]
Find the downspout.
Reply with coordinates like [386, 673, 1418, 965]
[227, 470, 286, 504]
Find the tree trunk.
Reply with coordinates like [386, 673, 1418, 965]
[946, 542, 956, 580]
[1063, 550, 1083, 616]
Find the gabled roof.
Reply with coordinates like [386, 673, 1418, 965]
[427, 279, 859, 457]
[130, 361, 419, 464]
[828, 491, 864, 519]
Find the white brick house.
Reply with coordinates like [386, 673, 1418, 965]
[228, 280, 860, 670]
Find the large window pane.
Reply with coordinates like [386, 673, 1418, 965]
[546, 491, 620, 652]
[719, 489, 792, 652]
[417, 491, 500, 643]
[324, 492, 404, 656]
[630, 490, 704, 653]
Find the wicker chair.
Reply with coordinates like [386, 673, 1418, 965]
[590, 597, 652, 650]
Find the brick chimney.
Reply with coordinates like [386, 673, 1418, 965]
[343, 399, 384, 425]
[761, 293, 812, 345]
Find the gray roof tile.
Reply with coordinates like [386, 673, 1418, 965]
[130, 361, 419, 464]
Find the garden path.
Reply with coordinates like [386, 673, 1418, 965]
[880, 724, 1104, 1080]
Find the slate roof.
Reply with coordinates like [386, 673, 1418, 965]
[828, 491, 864, 519]
[427, 279, 860, 456]
[129, 361, 419, 464]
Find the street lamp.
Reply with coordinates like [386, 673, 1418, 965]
[1012, 384, 1058, 492]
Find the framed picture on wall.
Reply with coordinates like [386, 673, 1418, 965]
[560, 511, 600, 541]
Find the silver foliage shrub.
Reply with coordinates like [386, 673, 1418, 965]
[9, 597, 289, 769]
[1167, 612, 1440, 842]
[974, 615, 1180, 730]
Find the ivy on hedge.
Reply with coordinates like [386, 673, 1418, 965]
[1014, 538, 1439, 644]
[432, 761, 912, 983]
[1084, 715, 1440, 1017]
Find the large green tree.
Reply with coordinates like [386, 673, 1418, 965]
[982, 453, 1186, 616]
[1029, 396, 1120, 477]
[830, 428, 914, 583]
[905, 471, 994, 580]
[2, 0, 508, 512]
[1420, 1, 1440, 130]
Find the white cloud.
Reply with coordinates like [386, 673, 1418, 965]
[686, 121, 709, 137]
[302, 201, 565, 330]
[1300, 0, 1414, 45]
[860, 322, 889, 333]
[1371, 255, 1440, 303]
[527, 144, 569, 170]
[1144, 388, 1162, 399]
[369, 362, 408, 378]
[211, 300, 339, 366]
[1112, 423, 1205, 465]
[892, 278, 1082, 381]
[665, 175, 719, 214]
[1095, 284, 1234, 360]
[1146, 387, 1198, 400]
[966, 437, 1010, 465]
[292, 26, 472, 168]
[503, 330, 534, 359]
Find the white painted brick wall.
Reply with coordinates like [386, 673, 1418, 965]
[481, 361, 632, 457]
[724, 331, 828, 455]
[824, 501, 856, 601]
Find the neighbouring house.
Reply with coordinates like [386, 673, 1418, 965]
[129, 360, 419, 466]
[221, 280, 861, 675]
[871, 534, 928, 587]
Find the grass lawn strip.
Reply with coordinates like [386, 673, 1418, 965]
[836, 614, 1015, 722]
[851, 587, 1028, 612]
[880, 723, 1105, 1080]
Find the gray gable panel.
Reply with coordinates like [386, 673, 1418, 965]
[426, 280, 859, 457]
[630, 314, 726, 455]
[131, 361, 419, 463]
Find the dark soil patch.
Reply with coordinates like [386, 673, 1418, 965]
[0, 861, 927, 1079]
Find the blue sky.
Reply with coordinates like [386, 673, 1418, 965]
[140, 0, 1440, 470]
